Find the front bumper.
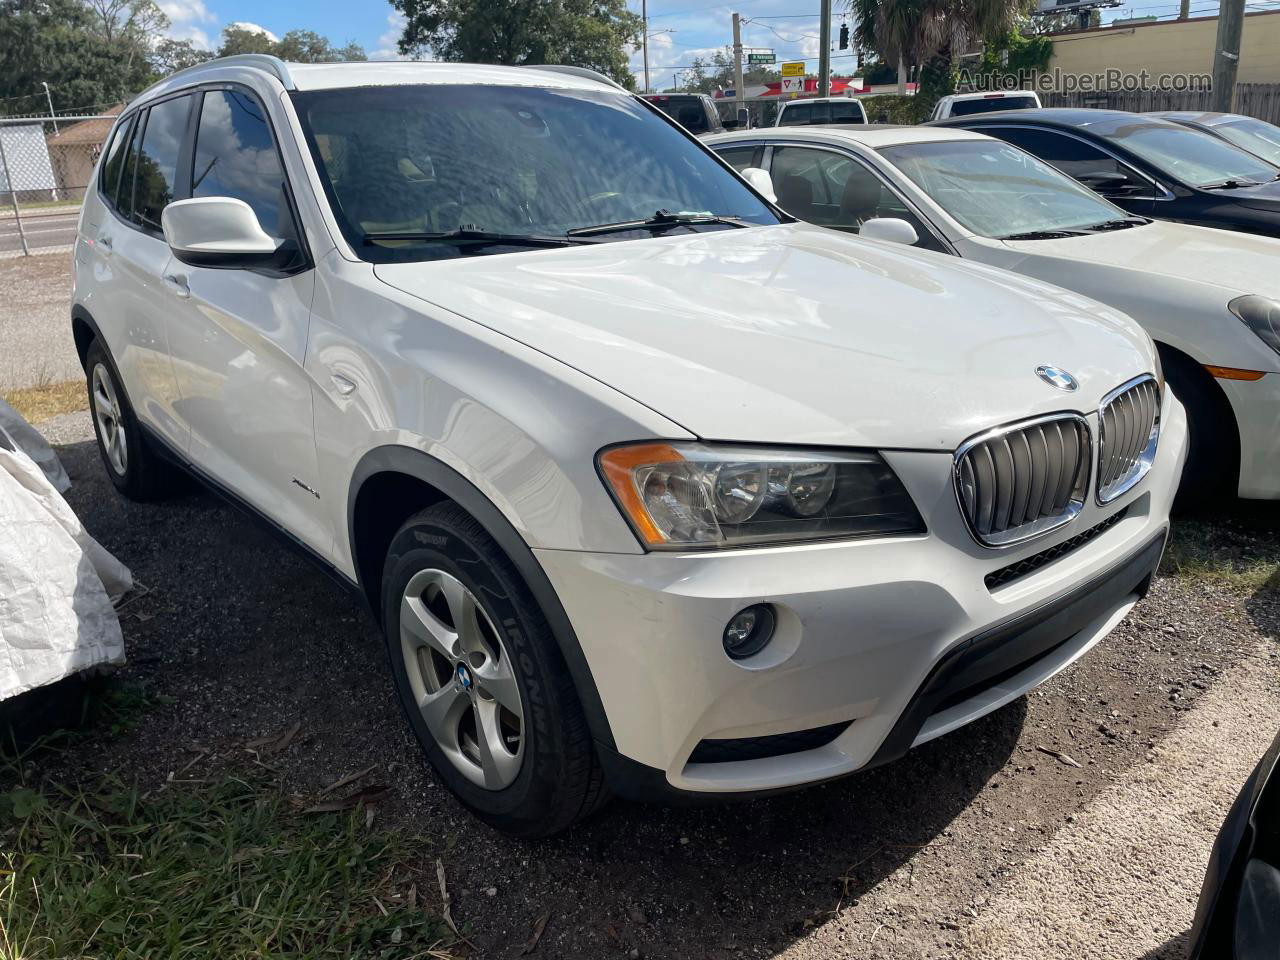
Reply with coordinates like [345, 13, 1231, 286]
[1219, 372, 1280, 499]
[535, 396, 1188, 798]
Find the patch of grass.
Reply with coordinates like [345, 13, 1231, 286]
[0, 776, 453, 959]
[1161, 520, 1280, 595]
[2, 380, 87, 425]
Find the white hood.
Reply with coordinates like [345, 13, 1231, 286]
[375, 223, 1153, 450]
[1000, 219, 1280, 296]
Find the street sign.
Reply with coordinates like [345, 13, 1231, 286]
[747, 52, 775, 64]
[781, 61, 805, 77]
[780, 75, 804, 95]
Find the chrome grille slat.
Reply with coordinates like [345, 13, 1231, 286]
[954, 413, 1091, 548]
[1097, 375, 1161, 504]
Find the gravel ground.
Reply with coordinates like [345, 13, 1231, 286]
[0, 251, 80, 391]
[22, 413, 1280, 960]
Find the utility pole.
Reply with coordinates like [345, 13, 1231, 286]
[41, 82, 58, 135]
[818, 0, 832, 96]
[642, 0, 650, 94]
[1211, 0, 1246, 112]
[732, 12, 745, 117]
[1179, 0, 1191, 19]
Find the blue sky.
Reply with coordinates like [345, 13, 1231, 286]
[160, 0, 1277, 91]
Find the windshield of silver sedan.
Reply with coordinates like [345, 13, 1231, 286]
[879, 139, 1140, 240]
[290, 84, 779, 261]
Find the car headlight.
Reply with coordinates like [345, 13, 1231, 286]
[597, 442, 925, 550]
[1229, 295, 1280, 355]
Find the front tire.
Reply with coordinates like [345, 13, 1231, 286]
[1159, 346, 1239, 511]
[84, 339, 177, 500]
[381, 502, 608, 837]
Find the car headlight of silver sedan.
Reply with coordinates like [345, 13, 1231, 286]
[598, 442, 925, 550]
[1229, 295, 1280, 356]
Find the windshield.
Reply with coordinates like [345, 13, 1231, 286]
[291, 84, 775, 261]
[1099, 120, 1279, 187]
[1212, 117, 1280, 167]
[880, 139, 1129, 238]
[947, 96, 1038, 117]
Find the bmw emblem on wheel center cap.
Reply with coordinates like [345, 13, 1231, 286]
[1035, 365, 1079, 392]
[455, 663, 473, 690]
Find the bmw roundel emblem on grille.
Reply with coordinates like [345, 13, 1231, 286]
[1035, 365, 1079, 392]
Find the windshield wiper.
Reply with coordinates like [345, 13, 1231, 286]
[567, 209, 751, 237]
[999, 228, 1091, 240]
[1084, 217, 1152, 231]
[1201, 179, 1261, 190]
[361, 228, 597, 249]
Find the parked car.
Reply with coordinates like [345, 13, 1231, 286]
[639, 92, 725, 135]
[76, 55, 1186, 836]
[1150, 110, 1280, 167]
[928, 90, 1041, 121]
[1188, 730, 1280, 959]
[706, 125, 1280, 506]
[775, 96, 867, 127]
[934, 109, 1280, 238]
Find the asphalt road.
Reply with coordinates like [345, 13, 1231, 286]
[0, 209, 79, 255]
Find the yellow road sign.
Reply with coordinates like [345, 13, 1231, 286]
[781, 61, 805, 78]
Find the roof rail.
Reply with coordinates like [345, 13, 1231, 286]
[153, 54, 296, 92]
[521, 64, 625, 91]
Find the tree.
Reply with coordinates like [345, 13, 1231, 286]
[670, 48, 779, 95]
[0, 0, 155, 115]
[850, 0, 1036, 118]
[216, 25, 368, 62]
[392, 0, 643, 88]
[150, 37, 214, 74]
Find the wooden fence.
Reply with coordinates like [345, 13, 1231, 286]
[1041, 83, 1280, 123]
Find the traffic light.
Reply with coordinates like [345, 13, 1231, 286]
[838, 22, 849, 50]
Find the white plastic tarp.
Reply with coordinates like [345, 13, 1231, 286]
[0, 406, 131, 701]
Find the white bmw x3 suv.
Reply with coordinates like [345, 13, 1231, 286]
[73, 56, 1187, 836]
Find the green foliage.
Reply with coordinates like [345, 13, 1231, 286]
[0, 776, 451, 958]
[859, 93, 917, 123]
[0, 0, 155, 115]
[856, 58, 899, 86]
[670, 47, 780, 94]
[217, 26, 368, 63]
[150, 36, 214, 74]
[974, 26, 1053, 80]
[392, 0, 642, 88]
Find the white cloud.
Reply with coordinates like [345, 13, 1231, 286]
[159, 0, 217, 50]
[372, 11, 409, 61]
[227, 21, 280, 43]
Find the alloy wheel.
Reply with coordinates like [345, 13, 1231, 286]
[399, 568, 525, 790]
[91, 362, 127, 476]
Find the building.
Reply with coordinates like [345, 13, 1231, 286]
[44, 105, 122, 198]
[1046, 9, 1280, 86]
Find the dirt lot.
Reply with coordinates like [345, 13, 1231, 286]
[20, 412, 1280, 960]
[0, 252, 81, 391]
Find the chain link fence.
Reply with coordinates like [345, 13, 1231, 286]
[0, 113, 118, 257]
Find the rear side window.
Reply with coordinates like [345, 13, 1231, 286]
[99, 114, 134, 207]
[948, 96, 1038, 117]
[132, 95, 193, 231]
[193, 90, 289, 236]
[116, 114, 145, 220]
[830, 101, 865, 124]
[779, 103, 811, 126]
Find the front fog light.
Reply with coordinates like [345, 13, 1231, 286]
[723, 604, 776, 660]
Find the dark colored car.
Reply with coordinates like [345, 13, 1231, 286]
[1151, 111, 1280, 168]
[1189, 731, 1280, 959]
[934, 108, 1280, 238]
[639, 93, 726, 136]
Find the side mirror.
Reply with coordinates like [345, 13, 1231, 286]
[741, 167, 777, 203]
[736, 107, 750, 129]
[161, 196, 285, 269]
[859, 217, 919, 246]
[1078, 171, 1149, 197]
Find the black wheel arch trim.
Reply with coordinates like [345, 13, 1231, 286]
[348, 444, 618, 753]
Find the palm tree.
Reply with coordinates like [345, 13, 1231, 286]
[851, 0, 1034, 112]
